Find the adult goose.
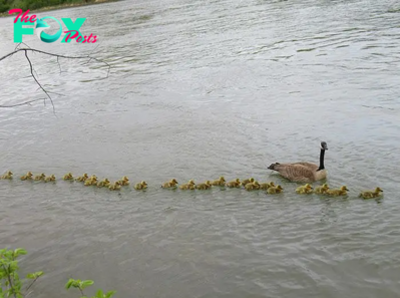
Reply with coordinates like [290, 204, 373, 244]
[267, 141, 328, 182]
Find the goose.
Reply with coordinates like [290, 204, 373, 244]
[268, 141, 328, 182]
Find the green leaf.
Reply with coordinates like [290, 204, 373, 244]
[27, 271, 44, 279]
[106, 290, 116, 298]
[81, 280, 94, 289]
[96, 289, 104, 297]
[13, 249, 27, 257]
[65, 278, 75, 289]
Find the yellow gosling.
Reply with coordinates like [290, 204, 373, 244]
[211, 176, 226, 186]
[44, 175, 56, 182]
[259, 181, 275, 190]
[326, 186, 349, 197]
[119, 176, 130, 186]
[97, 179, 110, 188]
[359, 187, 383, 199]
[76, 173, 89, 182]
[196, 181, 212, 190]
[241, 178, 255, 186]
[34, 173, 46, 181]
[162, 178, 178, 189]
[109, 182, 121, 191]
[267, 185, 283, 194]
[226, 178, 241, 188]
[314, 183, 329, 194]
[63, 173, 74, 181]
[1, 171, 13, 179]
[296, 183, 313, 194]
[179, 181, 196, 190]
[134, 181, 148, 190]
[20, 171, 33, 181]
[245, 181, 261, 191]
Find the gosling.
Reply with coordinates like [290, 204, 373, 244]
[211, 176, 226, 187]
[259, 182, 275, 190]
[359, 187, 383, 199]
[63, 173, 74, 181]
[226, 178, 241, 188]
[296, 183, 313, 194]
[314, 183, 329, 194]
[267, 185, 283, 194]
[162, 179, 178, 189]
[1, 171, 13, 179]
[134, 181, 148, 190]
[34, 173, 46, 181]
[196, 181, 212, 190]
[44, 175, 56, 182]
[20, 172, 33, 181]
[326, 186, 349, 196]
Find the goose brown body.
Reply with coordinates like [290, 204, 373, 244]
[268, 141, 328, 183]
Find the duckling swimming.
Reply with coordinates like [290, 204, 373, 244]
[118, 176, 129, 186]
[134, 181, 148, 190]
[226, 178, 241, 188]
[359, 187, 383, 199]
[211, 176, 226, 186]
[245, 181, 261, 191]
[20, 171, 33, 181]
[76, 173, 89, 182]
[21, 171, 33, 180]
[109, 182, 121, 191]
[267, 185, 283, 194]
[44, 175, 56, 182]
[242, 178, 255, 186]
[179, 180, 195, 190]
[1, 171, 13, 179]
[63, 173, 74, 181]
[97, 178, 110, 188]
[314, 183, 329, 194]
[34, 173, 46, 181]
[196, 180, 212, 190]
[326, 186, 349, 197]
[162, 178, 178, 189]
[296, 183, 313, 194]
[259, 181, 275, 190]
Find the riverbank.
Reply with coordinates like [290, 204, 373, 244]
[0, 0, 119, 17]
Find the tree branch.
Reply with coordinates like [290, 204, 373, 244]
[0, 47, 111, 113]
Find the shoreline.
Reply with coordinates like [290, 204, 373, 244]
[0, 0, 120, 18]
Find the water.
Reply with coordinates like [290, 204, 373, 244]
[1, 0, 400, 297]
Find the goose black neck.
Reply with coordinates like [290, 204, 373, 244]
[317, 149, 325, 171]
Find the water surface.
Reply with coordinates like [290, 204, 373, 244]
[1, 0, 400, 297]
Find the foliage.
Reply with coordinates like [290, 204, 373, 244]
[0, 0, 96, 13]
[0, 248, 43, 298]
[0, 248, 115, 298]
[65, 279, 116, 298]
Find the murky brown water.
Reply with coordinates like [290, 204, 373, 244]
[1, 0, 400, 297]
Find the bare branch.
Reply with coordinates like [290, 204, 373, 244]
[0, 98, 45, 108]
[0, 48, 111, 78]
[24, 50, 56, 114]
[0, 46, 111, 113]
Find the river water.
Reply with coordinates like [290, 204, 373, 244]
[1, 0, 400, 297]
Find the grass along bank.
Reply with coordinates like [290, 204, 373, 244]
[0, 0, 119, 17]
